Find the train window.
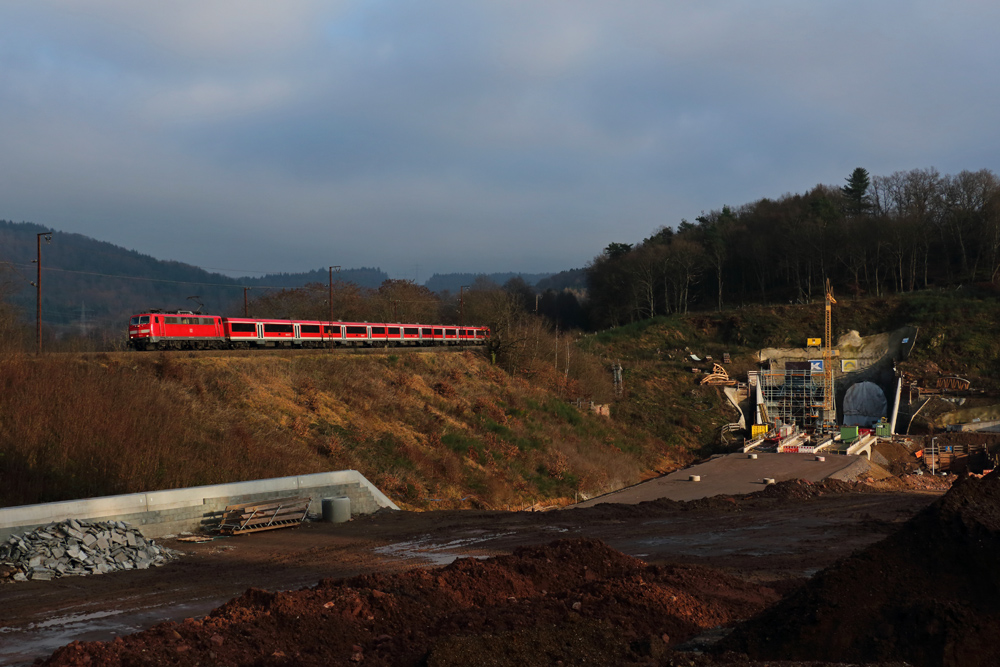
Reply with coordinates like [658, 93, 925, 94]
[230, 322, 255, 333]
[433, 328, 442, 336]
[323, 326, 341, 336]
[371, 327, 386, 335]
[346, 326, 367, 335]
[404, 327, 419, 336]
[300, 325, 320, 334]
[388, 327, 400, 335]
[421, 328, 433, 336]
[165, 317, 181, 324]
[264, 323, 294, 334]
[446, 329, 456, 336]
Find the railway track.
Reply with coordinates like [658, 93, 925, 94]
[56, 344, 484, 360]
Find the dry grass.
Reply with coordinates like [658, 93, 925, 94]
[0, 349, 679, 510]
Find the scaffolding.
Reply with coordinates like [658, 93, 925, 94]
[759, 364, 829, 429]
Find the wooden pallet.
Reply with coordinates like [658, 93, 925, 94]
[218, 496, 312, 535]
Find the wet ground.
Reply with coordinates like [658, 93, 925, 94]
[0, 485, 942, 665]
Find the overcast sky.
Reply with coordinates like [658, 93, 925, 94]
[1, 1, 998, 279]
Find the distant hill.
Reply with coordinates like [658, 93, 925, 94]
[425, 272, 553, 294]
[243, 268, 388, 290]
[0, 220, 388, 333]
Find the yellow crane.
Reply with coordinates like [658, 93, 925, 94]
[823, 279, 837, 428]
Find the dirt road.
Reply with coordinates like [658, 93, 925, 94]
[0, 484, 942, 666]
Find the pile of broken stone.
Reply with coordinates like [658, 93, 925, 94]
[0, 518, 179, 582]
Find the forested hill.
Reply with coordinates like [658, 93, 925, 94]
[0, 220, 387, 331]
[585, 167, 1000, 329]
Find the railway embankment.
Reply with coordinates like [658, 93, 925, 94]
[0, 350, 684, 511]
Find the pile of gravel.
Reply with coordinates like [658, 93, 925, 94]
[0, 519, 179, 582]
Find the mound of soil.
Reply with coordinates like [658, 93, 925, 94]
[719, 471, 1000, 667]
[871, 440, 919, 476]
[577, 478, 910, 522]
[44, 538, 779, 667]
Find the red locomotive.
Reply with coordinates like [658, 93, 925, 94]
[127, 310, 490, 350]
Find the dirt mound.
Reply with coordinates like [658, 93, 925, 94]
[44, 538, 779, 666]
[719, 471, 1000, 667]
[871, 440, 919, 476]
[575, 478, 900, 522]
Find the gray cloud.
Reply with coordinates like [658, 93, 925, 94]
[1, 1, 998, 277]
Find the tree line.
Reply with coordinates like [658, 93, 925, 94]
[586, 167, 1000, 328]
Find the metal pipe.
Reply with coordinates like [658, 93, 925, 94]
[889, 376, 902, 435]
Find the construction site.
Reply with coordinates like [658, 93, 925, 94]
[695, 281, 999, 479]
[4, 287, 1000, 667]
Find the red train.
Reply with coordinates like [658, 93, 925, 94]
[127, 310, 490, 350]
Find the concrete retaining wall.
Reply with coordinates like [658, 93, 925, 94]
[0, 470, 399, 542]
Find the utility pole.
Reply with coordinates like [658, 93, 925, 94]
[328, 265, 341, 324]
[460, 285, 470, 326]
[32, 231, 52, 355]
[243, 287, 250, 317]
[328, 266, 340, 350]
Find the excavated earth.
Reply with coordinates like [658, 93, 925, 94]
[719, 471, 1000, 667]
[0, 478, 966, 666]
[44, 538, 779, 666]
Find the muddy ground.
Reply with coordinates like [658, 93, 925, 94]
[0, 480, 948, 666]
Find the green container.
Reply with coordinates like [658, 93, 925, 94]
[840, 426, 859, 443]
[875, 422, 892, 438]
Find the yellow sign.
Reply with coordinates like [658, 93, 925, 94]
[751, 424, 769, 438]
[807, 338, 821, 347]
[841, 359, 858, 372]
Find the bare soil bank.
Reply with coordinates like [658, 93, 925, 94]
[0, 481, 943, 666]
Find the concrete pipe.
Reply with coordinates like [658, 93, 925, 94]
[689, 475, 701, 482]
[321, 496, 351, 523]
[763, 477, 776, 485]
[816, 456, 826, 462]
[748, 453, 758, 460]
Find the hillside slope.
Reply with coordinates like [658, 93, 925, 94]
[578, 288, 1000, 453]
[0, 350, 684, 510]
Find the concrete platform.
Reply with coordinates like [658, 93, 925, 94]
[574, 452, 861, 506]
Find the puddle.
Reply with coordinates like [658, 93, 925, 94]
[0, 599, 215, 666]
[631, 525, 798, 558]
[375, 532, 514, 566]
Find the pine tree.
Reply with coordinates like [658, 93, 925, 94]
[841, 167, 871, 216]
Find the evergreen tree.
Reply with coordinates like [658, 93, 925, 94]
[841, 167, 871, 216]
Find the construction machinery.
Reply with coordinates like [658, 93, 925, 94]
[821, 279, 837, 429]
